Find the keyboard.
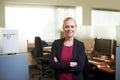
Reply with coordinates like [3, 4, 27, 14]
[89, 58, 105, 63]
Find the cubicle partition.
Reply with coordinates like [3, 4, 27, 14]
[116, 47, 120, 80]
[0, 53, 29, 80]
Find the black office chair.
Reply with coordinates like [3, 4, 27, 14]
[31, 36, 52, 80]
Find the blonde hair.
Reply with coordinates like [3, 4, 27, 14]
[63, 17, 77, 27]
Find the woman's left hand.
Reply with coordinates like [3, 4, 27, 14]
[70, 62, 78, 67]
[54, 57, 58, 62]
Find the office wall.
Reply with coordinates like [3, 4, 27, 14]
[0, 0, 5, 27]
[3, 0, 120, 10]
[1, 0, 120, 27]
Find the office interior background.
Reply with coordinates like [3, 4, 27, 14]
[0, 0, 120, 80]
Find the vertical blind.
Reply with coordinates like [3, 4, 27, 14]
[5, 4, 82, 42]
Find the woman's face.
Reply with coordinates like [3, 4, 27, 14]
[63, 19, 76, 38]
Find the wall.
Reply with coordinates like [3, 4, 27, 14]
[0, 0, 5, 27]
[0, 0, 120, 27]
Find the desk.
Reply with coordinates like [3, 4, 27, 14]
[43, 46, 51, 53]
[27, 42, 51, 52]
[27, 42, 52, 49]
[89, 60, 115, 73]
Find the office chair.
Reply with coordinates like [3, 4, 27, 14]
[31, 36, 52, 80]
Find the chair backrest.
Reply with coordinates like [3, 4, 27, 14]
[33, 36, 43, 58]
[42, 40, 48, 47]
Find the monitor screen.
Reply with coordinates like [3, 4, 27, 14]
[94, 38, 112, 56]
[112, 40, 117, 55]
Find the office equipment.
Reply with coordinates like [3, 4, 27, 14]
[31, 36, 52, 80]
[0, 53, 29, 80]
[89, 58, 105, 63]
[108, 62, 116, 69]
[94, 38, 116, 57]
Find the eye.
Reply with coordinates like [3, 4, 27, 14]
[65, 26, 69, 28]
[71, 25, 75, 28]
[64, 25, 75, 29]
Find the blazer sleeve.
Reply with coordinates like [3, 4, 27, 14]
[68, 42, 87, 72]
[49, 40, 70, 70]
[68, 51, 86, 72]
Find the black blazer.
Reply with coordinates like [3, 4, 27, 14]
[49, 38, 89, 80]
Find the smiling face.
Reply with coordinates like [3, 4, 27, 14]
[62, 17, 77, 39]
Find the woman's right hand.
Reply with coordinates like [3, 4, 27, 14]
[70, 62, 78, 67]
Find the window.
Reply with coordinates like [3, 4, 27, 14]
[5, 4, 82, 42]
[92, 9, 120, 39]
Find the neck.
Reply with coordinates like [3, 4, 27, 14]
[65, 37, 74, 41]
[64, 37, 74, 46]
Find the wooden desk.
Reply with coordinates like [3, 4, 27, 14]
[43, 46, 51, 53]
[27, 42, 52, 49]
[89, 60, 115, 73]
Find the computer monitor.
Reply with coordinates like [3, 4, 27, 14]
[94, 38, 115, 57]
[112, 40, 117, 56]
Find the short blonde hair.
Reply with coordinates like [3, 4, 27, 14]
[63, 17, 77, 27]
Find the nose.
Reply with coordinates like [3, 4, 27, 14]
[68, 26, 72, 30]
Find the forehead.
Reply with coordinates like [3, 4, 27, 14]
[64, 19, 75, 25]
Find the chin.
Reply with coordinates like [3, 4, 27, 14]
[67, 36, 74, 38]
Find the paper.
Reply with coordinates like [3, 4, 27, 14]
[2, 30, 19, 53]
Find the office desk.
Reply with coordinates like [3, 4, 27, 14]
[43, 46, 51, 53]
[89, 60, 115, 73]
[27, 42, 51, 52]
[27, 42, 52, 49]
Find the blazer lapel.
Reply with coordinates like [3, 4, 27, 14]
[72, 39, 79, 61]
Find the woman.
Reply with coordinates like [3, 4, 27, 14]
[49, 17, 89, 80]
